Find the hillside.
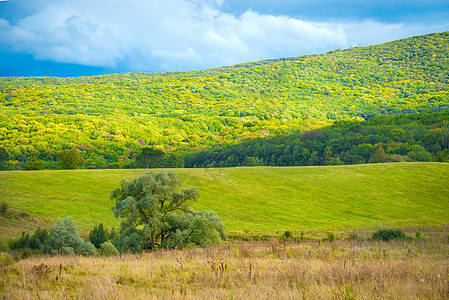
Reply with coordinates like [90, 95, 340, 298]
[1, 32, 449, 169]
[1, 163, 448, 240]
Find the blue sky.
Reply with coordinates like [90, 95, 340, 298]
[1, 0, 448, 77]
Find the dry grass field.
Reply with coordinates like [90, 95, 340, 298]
[1, 227, 448, 299]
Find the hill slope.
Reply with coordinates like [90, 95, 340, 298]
[1, 163, 448, 240]
[1, 32, 449, 169]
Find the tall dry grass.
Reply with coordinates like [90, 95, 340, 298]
[1, 233, 449, 299]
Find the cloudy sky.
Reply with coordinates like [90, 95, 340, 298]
[1, 0, 448, 77]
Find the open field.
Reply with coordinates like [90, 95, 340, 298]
[1, 228, 449, 299]
[1, 163, 449, 239]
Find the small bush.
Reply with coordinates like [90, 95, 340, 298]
[415, 231, 423, 240]
[325, 233, 335, 242]
[88, 223, 108, 249]
[283, 231, 292, 239]
[372, 229, 406, 242]
[82, 241, 98, 256]
[100, 241, 120, 256]
[0, 202, 8, 215]
[21, 248, 32, 259]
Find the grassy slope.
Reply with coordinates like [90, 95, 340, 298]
[1, 163, 448, 238]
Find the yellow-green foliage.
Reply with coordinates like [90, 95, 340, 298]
[1, 32, 448, 167]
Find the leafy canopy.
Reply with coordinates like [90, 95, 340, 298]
[111, 171, 225, 250]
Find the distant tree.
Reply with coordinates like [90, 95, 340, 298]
[244, 156, 264, 166]
[0, 148, 9, 170]
[162, 153, 185, 168]
[370, 147, 388, 163]
[58, 149, 85, 169]
[136, 147, 165, 169]
[25, 157, 45, 170]
[407, 145, 432, 162]
[111, 171, 225, 250]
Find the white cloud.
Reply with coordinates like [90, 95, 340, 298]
[1, 0, 448, 72]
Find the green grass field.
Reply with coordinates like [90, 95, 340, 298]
[1, 163, 448, 239]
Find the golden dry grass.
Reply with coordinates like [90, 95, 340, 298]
[2, 231, 449, 299]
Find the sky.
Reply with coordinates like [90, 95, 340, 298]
[1, 0, 449, 77]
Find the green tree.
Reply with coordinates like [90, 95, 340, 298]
[136, 147, 166, 169]
[99, 241, 120, 256]
[407, 145, 432, 162]
[88, 223, 108, 248]
[162, 153, 185, 168]
[111, 171, 225, 250]
[165, 211, 226, 248]
[58, 149, 85, 169]
[43, 217, 84, 255]
[370, 147, 387, 163]
[25, 157, 45, 170]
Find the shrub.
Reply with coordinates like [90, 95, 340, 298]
[283, 231, 292, 239]
[327, 233, 336, 242]
[11, 232, 32, 250]
[30, 228, 49, 249]
[88, 223, 108, 249]
[0, 201, 8, 215]
[115, 223, 146, 253]
[10, 228, 49, 250]
[25, 158, 45, 170]
[82, 241, 98, 256]
[44, 217, 84, 255]
[21, 248, 32, 259]
[100, 241, 120, 256]
[372, 229, 406, 242]
[415, 231, 423, 240]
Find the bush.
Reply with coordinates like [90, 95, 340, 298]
[326, 232, 336, 242]
[100, 241, 120, 256]
[10, 228, 49, 250]
[415, 231, 423, 240]
[0, 202, 8, 215]
[30, 228, 49, 249]
[21, 248, 32, 259]
[44, 217, 84, 255]
[372, 229, 406, 242]
[115, 223, 145, 253]
[88, 223, 108, 249]
[283, 231, 292, 239]
[82, 241, 98, 256]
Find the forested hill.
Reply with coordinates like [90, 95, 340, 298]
[1, 31, 449, 169]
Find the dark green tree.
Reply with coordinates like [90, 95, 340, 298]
[58, 149, 85, 169]
[136, 147, 165, 169]
[25, 157, 45, 170]
[88, 223, 108, 248]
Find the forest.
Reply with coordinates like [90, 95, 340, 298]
[1, 31, 449, 170]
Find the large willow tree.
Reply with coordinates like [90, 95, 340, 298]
[111, 171, 225, 250]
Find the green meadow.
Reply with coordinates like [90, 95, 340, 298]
[1, 163, 448, 239]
